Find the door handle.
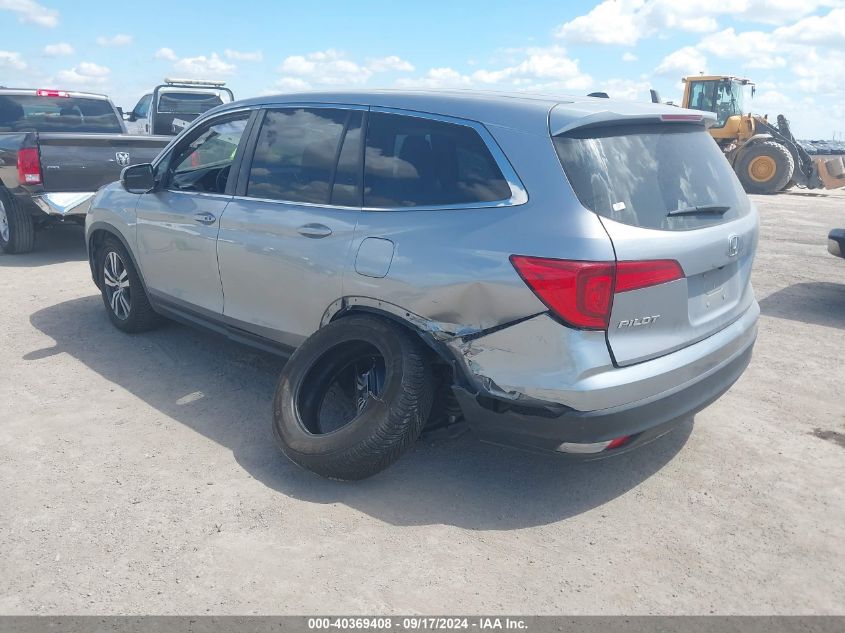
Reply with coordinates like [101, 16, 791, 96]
[297, 223, 333, 238]
[193, 212, 217, 225]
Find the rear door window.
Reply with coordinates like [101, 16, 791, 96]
[246, 108, 361, 205]
[553, 123, 750, 231]
[363, 111, 511, 208]
[0, 95, 122, 133]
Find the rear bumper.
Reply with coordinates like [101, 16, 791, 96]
[452, 303, 758, 455]
[455, 338, 754, 454]
[31, 192, 95, 218]
[829, 229, 845, 259]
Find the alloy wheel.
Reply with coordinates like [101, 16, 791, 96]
[103, 251, 131, 320]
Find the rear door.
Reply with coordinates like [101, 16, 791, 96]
[217, 106, 363, 348]
[553, 120, 758, 366]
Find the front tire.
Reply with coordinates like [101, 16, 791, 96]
[97, 237, 160, 333]
[736, 141, 794, 194]
[0, 189, 34, 254]
[273, 315, 434, 480]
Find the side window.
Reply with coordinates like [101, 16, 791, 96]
[363, 112, 512, 208]
[135, 94, 152, 118]
[166, 115, 249, 194]
[246, 108, 361, 205]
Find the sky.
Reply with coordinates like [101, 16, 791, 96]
[1, 0, 844, 138]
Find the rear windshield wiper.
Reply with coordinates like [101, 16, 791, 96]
[666, 205, 731, 217]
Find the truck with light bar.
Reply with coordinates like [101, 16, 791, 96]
[123, 78, 234, 136]
[0, 88, 170, 254]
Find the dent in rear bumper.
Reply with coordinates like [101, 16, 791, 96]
[448, 301, 759, 411]
[33, 192, 95, 217]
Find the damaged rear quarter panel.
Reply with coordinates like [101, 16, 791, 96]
[342, 125, 616, 334]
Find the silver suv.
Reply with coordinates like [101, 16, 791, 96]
[85, 90, 759, 480]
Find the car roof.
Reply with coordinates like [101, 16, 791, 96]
[217, 89, 706, 136]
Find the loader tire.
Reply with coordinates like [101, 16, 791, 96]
[736, 141, 794, 194]
[0, 188, 35, 254]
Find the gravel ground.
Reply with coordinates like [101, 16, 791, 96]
[0, 190, 843, 615]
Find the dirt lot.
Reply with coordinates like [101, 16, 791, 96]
[0, 191, 843, 615]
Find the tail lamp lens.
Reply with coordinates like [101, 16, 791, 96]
[17, 147, 42, 185]
[510, 255, 684, 330]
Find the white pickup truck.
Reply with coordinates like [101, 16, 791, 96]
[123, 78, 234, 136]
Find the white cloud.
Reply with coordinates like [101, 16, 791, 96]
[396, 46, 592, 93]
[655, 46, 708, 76]
[43, 42, 74, 56]
[367, 55, 414, 72]
[154, 47, 177, 61]
[97, 34, 133, 47]
[224, 49, 263, 62]
[275, 77, 312, 91]
[0, 50, 27, 71]
[774, 7, 845, 46]
[276, 50, 415, 88]
[173, 52, 236, 77]
[54, 62, 111, 88]
[0, 0, 58, 27]
[555, 0, 844, 46]
[279, 49, 372, 85]
[622, 52, 638, 62]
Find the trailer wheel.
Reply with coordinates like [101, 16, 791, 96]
[0, 189, 35, 254]
[736, 141, 794, 194]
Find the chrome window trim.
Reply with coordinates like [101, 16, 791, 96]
[227, 104, 528, 212]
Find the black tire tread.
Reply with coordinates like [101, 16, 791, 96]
[736, 140, 794, 194]
[99, 237, 161, 333]
[274, 316, 434, 480]
[0, 189, 35, 254]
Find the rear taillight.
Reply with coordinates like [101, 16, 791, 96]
[510, 256, 684, 330]
[614, 260, 685, 293]
[17, 148, 42, 185]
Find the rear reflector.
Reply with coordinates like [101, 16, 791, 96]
[558, 434, 633, 454]
[17, 147, 42, 185]
[36, 89, 70, 97]
[510, 256, 684, 330]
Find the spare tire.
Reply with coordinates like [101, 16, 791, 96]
[273, 314, 434, 480]
[736, 141, 794, 194]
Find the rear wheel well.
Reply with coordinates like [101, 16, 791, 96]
[329, 306, 470, 398]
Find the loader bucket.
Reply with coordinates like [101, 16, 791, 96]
[815, 156, 845, 190]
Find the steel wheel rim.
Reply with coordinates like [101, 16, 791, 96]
[749, 155, 777, 183]
[103, 251, 131, 320]
[0, 200, 9, 243]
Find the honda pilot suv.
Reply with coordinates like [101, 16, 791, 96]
[85, 90, 759, 480]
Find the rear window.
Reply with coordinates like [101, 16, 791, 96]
[0, 95, 122, 133]
[364, 112, 512, 208]
[553, 123, 749, 231]
[157, 92, 225, 115]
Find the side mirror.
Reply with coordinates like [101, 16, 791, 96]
[121, 163, 155, 194]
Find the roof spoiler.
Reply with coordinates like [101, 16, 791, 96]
[551, 109, 716, 136]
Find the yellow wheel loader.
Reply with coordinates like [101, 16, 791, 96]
[680, 75, 845, 194]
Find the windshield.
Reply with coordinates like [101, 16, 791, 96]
[157, 91, 226, 115]
[553, 123, 750, 231]
[687, 79, 746, 127]
[0, 95, 122, 133]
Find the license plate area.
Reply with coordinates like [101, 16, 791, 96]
[688, 263, 741, 323]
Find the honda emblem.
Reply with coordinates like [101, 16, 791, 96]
[728, 235, 740, 257]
